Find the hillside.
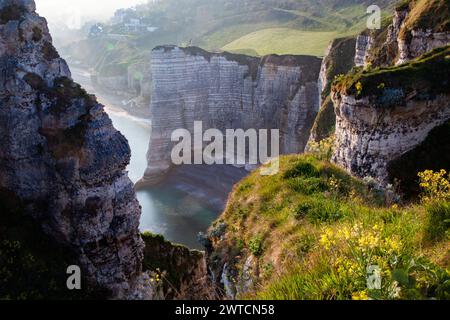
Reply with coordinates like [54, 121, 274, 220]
[61, 0, 397, 75]
[113, 0, 396, 51]
[204, 0, 450, 301]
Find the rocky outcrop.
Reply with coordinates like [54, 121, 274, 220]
[362, 1, 450, 67]
[140, 46, 321, 185]
[0, 0, 143, 298]
[324, 1, 450, 188]
[141, 233, 214, 300]
[354, 34, 373, 67]
[332, 46, 450, 184]
[396, 0, 450, 65]
[398, 29, 450, 64]
[333, 94, 450, 182]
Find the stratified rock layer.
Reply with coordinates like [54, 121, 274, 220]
[333, 94, 450, 182]
[141, 46, 321, 185]
[332, 46, 450, 184]
[141, 233, 214, 300]
[308, 36, 356, 145]
[361, 1, 450, 68]
[0, 0, 143, 298]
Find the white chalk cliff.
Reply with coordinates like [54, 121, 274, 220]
[0, 0, 143, 298]
[140, 46, 322, 185]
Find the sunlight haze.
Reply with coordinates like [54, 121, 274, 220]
[35, 0, 148, 27]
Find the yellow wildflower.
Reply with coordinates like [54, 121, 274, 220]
[352, 291, 369, 300]
[319, 229, 336, 250]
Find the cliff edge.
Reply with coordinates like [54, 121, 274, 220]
[0, 0, 143, 298]
[139, 46, 322, 186]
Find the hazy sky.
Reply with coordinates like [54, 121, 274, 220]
[35, 0, 148, 27]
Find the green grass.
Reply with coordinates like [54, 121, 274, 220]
[0, 189, 103, 300]
[208, 154, 450, 300]
[222, 28, 342, 56]
[399, 0, 450, 39]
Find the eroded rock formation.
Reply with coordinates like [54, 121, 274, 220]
[0, 0, 143, 298]
[332, 46, 450, 185]
[140, 46, 321, 185]
[361, 0, 450, 68]
[310, 0, 450, 190]
[140, 233, 214, 300]
[308, 37, 356, 145]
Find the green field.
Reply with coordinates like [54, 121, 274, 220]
[65, 0, 398, 73]
[222, 28, 346, 57]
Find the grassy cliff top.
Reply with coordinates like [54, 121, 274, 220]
[209, 154, 449, 300]
[333, 45, 450, 103]
[64, 0, 397, 73]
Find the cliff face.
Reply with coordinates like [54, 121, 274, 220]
[333, 94, 450, 183]
[141, 46, 321, 185]
[316, 0, 450, 189]
[396, 0, 450, 64]
[361, 0, 450, 68]
[309, 37, 356, 144]
[332, 46, 450, 185]
[140, 233, 214, 300]
[354, 34, 373, 67]
[0, 0, 143, 298]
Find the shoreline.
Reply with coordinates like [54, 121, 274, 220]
[70, 65, 152, 121]
[70, 64, 249, 246]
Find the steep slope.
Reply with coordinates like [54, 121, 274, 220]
[60, 0, 398, 91]
[0, 0, 143, 298]
[303, 0, 450, 193]
[206, 155, 449, 299]
[138, 46, 322, 186]
[308, 36, 357, 144]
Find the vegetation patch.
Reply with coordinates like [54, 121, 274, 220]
[309, 36, 355, 144]
[333, 46, 450, 103]
[0, 188, 103, 300]
[322, 36, 357, 97]
[222, 28, 342, 57]
[142, 232, 204, 300]
[387, 120, 450, 199]
[424, 201, 450, 243]
[32, 26, 42, 42]
[309, 96, 336, 143]
[42, 41, 60, 60]
[209, 153, 450, 300]
[399, 0, 450, 39]
[0, 4, 26, 24]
